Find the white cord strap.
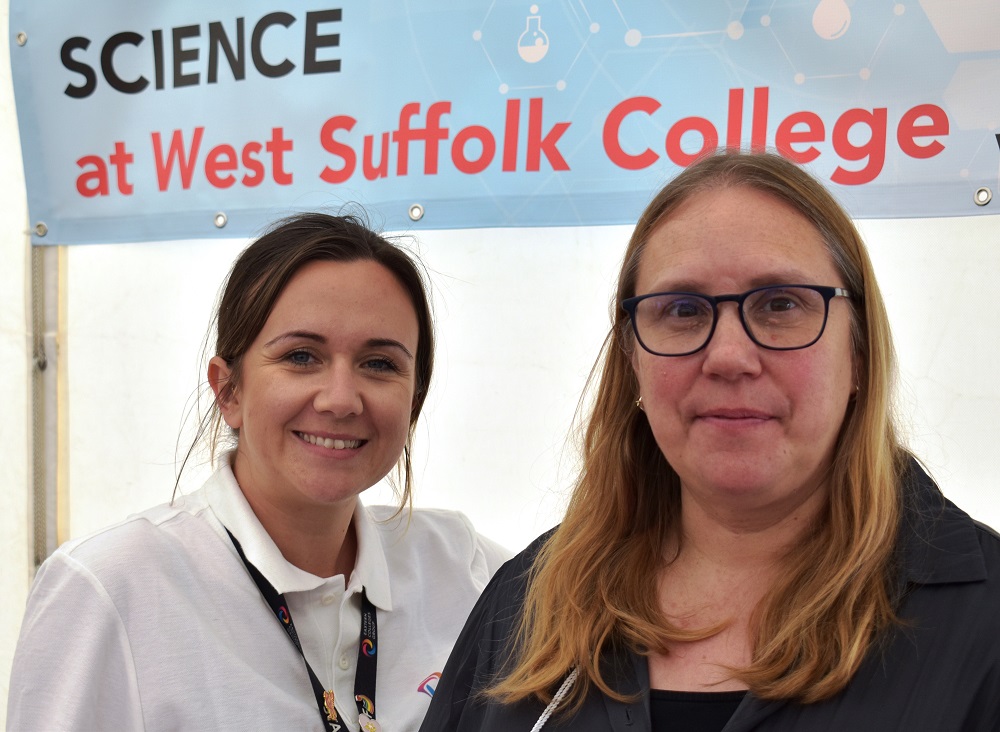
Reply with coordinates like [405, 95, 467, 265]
[529, 666, 580, 732]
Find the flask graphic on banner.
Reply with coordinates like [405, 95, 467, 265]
[518, 6, 549, 63]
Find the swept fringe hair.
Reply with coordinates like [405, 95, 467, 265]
[489, 150, 907, 712]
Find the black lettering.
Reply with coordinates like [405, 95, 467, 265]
[304, 9, 342, 74]
[101, 32, 149, 94]
[152, 29, 165, 89]
[61, 37, 96, 98]
[208, 19, 246, 83]
[251, 12, 295, 78]
[172, 25, 200, 88]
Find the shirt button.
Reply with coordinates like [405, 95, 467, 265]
[338, 654, 350, 670]
[321, 594, 336, 606]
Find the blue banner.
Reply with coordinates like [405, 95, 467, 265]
[9, 0, 1000, 244]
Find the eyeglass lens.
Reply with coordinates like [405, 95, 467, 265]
[632, 286, 831, 355]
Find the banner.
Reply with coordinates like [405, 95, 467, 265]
[10, 0, 1000, 244]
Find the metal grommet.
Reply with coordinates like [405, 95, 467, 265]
[408, 203, 425, 222]
[16, 32, 27, 46]
[34, 222, 48, 237]
[214, 212, 228, 228]
[974, 187, 992, 207]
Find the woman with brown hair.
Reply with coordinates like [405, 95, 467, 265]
[8, 212, 508, 732]
[419, 151, 1000, 731]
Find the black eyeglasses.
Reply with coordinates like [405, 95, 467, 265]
[622, 284, 851, 357]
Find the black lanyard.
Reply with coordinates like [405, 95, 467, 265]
[226, 529, 380, 732]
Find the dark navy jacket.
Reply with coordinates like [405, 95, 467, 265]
[419, 461, 1000, 731]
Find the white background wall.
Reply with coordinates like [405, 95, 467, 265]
[3, 0, 1000, 726]
[59, 217, 1000, 552]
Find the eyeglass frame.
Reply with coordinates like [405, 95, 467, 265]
[621, 284, 852, 357]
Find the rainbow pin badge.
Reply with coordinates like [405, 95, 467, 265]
[355, 694, 375, 716]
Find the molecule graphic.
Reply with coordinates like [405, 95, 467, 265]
[472, 3, 601, 95]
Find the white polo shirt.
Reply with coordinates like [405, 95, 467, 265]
[7, 461, 510, 732]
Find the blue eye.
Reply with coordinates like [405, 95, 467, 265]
[364, 357, 400, 373]
[286, 350, 316, 366]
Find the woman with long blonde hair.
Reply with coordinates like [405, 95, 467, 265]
[419, 151, 1000, 731]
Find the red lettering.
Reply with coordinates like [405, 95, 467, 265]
[363, 133, 390, 180]
[75, 155, 109, 197]
[109, 141, 134, 194]
[665, 116, 717, 166]
[319, 115, 356, 184]
[750, 87, 769, 152]
[603, 96, 660, 170]
[394, 103, 421, 176]
[502, 99, 520, 172]
[599, 88, 950, 186]
[725, 88, 743, 149]
[392, 102, 451, 175]
[775, 111, 825, 163]
[241, 142, 265, 186]
[151, 127, 204, 191]
[831, 108, 887, 185]
[452, 126, 496, 174]
[527, 98, 570, 172]
[265, 127, 293, 184]
[205, 144, 238, 188]
[897, 104, 948, 159]
[423, 102, 451, 174]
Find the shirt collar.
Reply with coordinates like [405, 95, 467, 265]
[899, 456, 987, 586]
[204, 452, 394, 607]
[350, 503, 394, 611]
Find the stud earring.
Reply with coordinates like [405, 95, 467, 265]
[635, 396, 644, 411]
